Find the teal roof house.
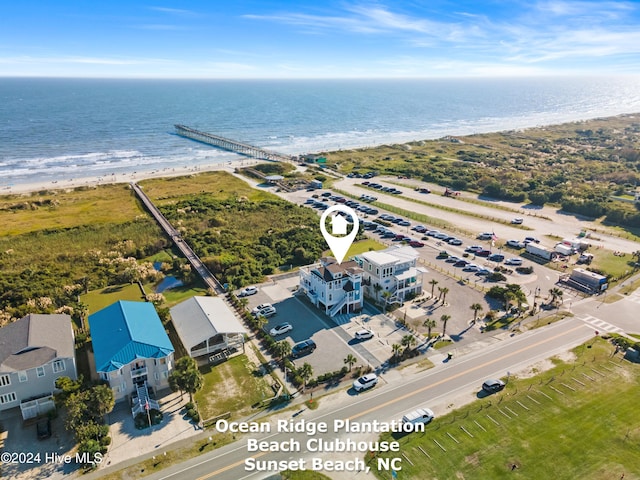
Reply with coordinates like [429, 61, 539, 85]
[89, 301, 174, 411]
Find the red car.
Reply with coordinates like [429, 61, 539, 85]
[409, 241, 425, 248]
[476, 250, 492, 257]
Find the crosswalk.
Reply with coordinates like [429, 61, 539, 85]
[575, 313, 623, 334]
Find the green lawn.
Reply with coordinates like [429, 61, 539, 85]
[371, 339, 640, 479]
[281, 471, 332, 480]
[323, 238, 386, 259]
[194, 354, 274, 421]
[81, 283, 146, 314]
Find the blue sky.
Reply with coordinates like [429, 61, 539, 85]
[1, 0, 639, 78]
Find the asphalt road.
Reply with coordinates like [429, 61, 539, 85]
[145, 317, 594, 480]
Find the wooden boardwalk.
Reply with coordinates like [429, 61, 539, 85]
[175, 124, 294, 163]
[130, 182, 226, 295]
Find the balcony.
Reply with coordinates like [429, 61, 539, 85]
[130, 366, 148, 378]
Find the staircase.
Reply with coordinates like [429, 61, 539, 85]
[131, 382, 160, 417]
[328, 296, 349, 317]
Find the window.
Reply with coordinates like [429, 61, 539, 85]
[0, 374, 11, 387]
[18, 371, 28, 383]
[52, 360, 65, 373]
[0, 392, 17, 404]
[36, 366, 45, 378]
[161, 371, 169, 379]
[154, 372, 160, 381]
[100, 372, 109, 382]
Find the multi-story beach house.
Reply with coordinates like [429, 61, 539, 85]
[0, 314, 77, 420]
[299, 257, 364, 317]
[356, 245, 427, 305]
[88, 301, 174, 415]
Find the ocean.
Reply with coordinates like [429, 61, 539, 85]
[1, 76, 640, 187]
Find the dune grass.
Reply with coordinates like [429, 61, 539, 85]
[371, 339, 640, 479]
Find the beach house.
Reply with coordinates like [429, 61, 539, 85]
[356, 245, 427, 305]
[0, 314, 76, 420]
[299, 257, 364, 317]
[88, 301, 174, 415]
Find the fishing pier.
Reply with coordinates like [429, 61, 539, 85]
[174, 124, 294, 163]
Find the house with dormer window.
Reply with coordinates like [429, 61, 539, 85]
[0, 314, 76, 420]
[299, 257, 364, 317]
[88, 301, 174, 416]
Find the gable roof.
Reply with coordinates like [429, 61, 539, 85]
[170, 296, 246, 352]
[0, 314, 74, 373]
[313, 260, 362, 282]
[88, 301, 174, 373]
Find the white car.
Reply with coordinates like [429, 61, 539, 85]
[353, 373, 378, 392]
[254, 306, 276, 318]
[354, 329, 374, 340]
[506, 240, 525, 248]
[511, 218, 524, 224]
[402, 408, 435, 428]
[505, 258, 523, 266]
[239, 286, 258, 297]
[269, 322, 293, 336]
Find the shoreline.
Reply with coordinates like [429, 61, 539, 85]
[3, 111, 639, 197]
[1, 158, 266, 196]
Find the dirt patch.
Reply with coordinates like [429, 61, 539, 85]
[465, 451, 480, 467]
[514, 350, 576, 379]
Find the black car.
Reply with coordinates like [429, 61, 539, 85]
[291, 339, 317, 358]
[482, 379, 505, 394]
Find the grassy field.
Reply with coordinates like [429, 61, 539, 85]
[281, 471, 332, 480]
[0, 183, 143, 236]
[371, 339, 640, 479]
[323, 238, 386, 258]
[139, 170, 274, 204]
[194, 354, 274, 421]
[81, 283, 146, 314]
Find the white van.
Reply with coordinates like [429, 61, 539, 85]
[401, 408, 435, 429]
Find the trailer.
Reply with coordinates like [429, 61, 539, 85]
[525, 243, 555, 261]
[555, 243, 574, 256]
[569, 268, 608, 292]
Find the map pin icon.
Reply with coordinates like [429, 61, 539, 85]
[320, 205, 360, 264]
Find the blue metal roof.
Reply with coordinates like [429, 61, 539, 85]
[89, 301, 174, 373]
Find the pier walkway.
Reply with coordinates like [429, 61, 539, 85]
[175, 124, 294, 163]
[130, 182, 226, 295]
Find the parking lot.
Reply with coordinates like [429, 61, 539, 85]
[238, 276, 413, 377]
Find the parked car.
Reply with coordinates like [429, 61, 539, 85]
[524, 236, 540, 244]
[402, 408, 435, 428]
[354, 329, 374, 340]
[465, 245, 483, 253]
[476, 268, 491, 276]
[463, 264, 479, 272]
[304, 198, 315, 204]
[511, 218, 524, 224]
[506, 239, 525, 248]
[444, 256, 460, 263]
[482, 379, 506, 394]
[476, 249, 492, 257]
[353, 373, 379, 392]
[477, 232, 493, 240]
[409, 241, 425, 248]
[398, 220, 411, 226]
[426, 230, 440, 237]
[37, 417, 52, 440]
[253, 306, 276, 317]
[505, 258, 523, 266]
[488, 254, 505, 262]
[269, 322, 293, 336]
[412, 225, 427, 232]
[447, 238, 463, 246]
[239, 286, 258, 297]
[291, 339, 317, 358]
[453, 260, 469, 267]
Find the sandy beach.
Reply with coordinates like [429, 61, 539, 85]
[1, 158, 266, 196]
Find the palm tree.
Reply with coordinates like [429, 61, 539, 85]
[254, 314, 268, 332]
[298, 363, 313, 389]
[504, 291, 516, 311]
[429, 279, 439, 298]
[274, 340, 292, 361]
[391, 343, 402, 358]
[440, 314, 451, 337]
[382, 291, 392, 312]
[401, 334, 417, 352]
[440, 287, 449, 304]
[343, 354, 357, 371]
[470, 303, 483, 323]
[549, 287, 563, 306]
[373, 283, 383, 301]
[423, 318, 436, 340]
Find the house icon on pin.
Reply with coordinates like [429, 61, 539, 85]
[330, 214, 349, 235]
